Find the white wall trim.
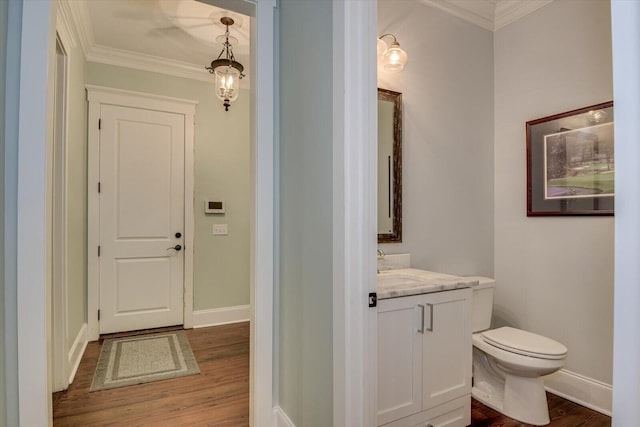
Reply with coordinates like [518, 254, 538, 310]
[419, 0, 554, 32]
[56, 0, 77, 50]
[51, 9, 73, 393]
[17, 1, 56, 425]
[332, 0, 378, 425]
[85, 85, 197, 341]
[67, 323, 88, 385]
[494, 0, 554, 31]
[419, 0, 494, 31]
[63, 0, 94, 57]
[85, 84, 199, 114]
[86, 44, 217, 84]
[272, 406, 296, 427]
[246, 1, 275, 425]
[192, 305, 250, 328]
[545, 369, 612, 416]
[611, 2, 640, 423]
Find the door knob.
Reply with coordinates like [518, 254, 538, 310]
[175, 232, 182, 238]
[167, 245, 182, 251]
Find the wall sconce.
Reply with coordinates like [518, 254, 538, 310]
[206, 17, 245, 112]
[377, 34, 408, 71]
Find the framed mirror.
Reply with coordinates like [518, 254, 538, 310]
[378, 88, 402, 243]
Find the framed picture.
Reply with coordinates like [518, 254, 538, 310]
[526, 101, 614, 216]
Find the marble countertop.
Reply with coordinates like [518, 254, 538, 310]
[377, 268, 478, 299]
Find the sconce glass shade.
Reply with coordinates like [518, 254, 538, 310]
[214, 65, 240, 110]
[377, 38, 388, 56]
[382, 42, 408, 71]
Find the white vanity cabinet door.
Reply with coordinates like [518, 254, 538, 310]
[378, 295, 424, 426]
[422, 288, 472, 411]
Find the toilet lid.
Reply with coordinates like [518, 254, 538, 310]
[481, 327, 568, 360]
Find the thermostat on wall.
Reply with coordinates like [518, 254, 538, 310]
[205, 199, 225, 214]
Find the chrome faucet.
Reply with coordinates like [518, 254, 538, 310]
[377, 249, 385, 274]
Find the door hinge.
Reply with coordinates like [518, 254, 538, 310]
[98, 118, 101, 130]
[98, 182, 101, 193]
[369, 292, 377, 308]
[98, 245, 101, 257]
[98, 310, 100, 321]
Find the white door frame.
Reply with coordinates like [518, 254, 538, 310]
[16, 2, 277, 427]
[244, 0, 276, 424]
[51, 2, 80, 392]
[51, 30, 70, 393]
[85, 85, 197, 341]
[332, 0, 378, 425]
[16, 0, 56, 425]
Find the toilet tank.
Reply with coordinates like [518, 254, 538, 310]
[467, 276, 496, 333]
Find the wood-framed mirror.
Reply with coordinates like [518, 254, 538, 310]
[378, 88, 402, 243]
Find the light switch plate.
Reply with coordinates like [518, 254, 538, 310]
[212, 224, 228, 235]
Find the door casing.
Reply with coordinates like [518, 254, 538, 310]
[86, 85, 197, 341]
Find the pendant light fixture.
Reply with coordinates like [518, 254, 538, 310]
[377, 33, 408, 71]
[206, 17, 245, 111]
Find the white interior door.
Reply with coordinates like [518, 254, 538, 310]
[99, 104, 185, 334]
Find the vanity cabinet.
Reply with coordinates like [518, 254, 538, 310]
[377, 288, 472, 427]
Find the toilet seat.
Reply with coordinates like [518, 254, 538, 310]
[481, 327, 567, 360]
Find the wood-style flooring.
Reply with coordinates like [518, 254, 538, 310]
[52, 322, 250, 426]
[54, 322, 611, 426]
[471, 392, 611, 427]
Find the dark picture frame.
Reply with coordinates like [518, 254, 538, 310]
[526, 101, 614, 216]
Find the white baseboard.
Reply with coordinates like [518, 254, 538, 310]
[67, 322, 88, 384]
[545, 368, 612, 416]
[192, 305, 250, 328]
[273, 406, 296, 427]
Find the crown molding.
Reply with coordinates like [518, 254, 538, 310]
[56, 0, 78, 49]
[86, 44, 213, 83]
[64, 0, 94, 57]
[420, 0, 555, 32]
[420, 0, 495, 31]
[494, 0, 554, 30]
[61, 0, 249, 86]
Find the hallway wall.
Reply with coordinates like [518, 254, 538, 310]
[2, 0, 23, 424]
[278, 0, 334, 424]
[85, 62, 251, 313]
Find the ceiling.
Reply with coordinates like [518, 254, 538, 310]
[60, 0, 552, 83]
[63, 0, 251, 83]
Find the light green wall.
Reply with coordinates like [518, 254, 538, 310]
[85, 62, 251, 311]
[2, 0, 21, 424]
[0, 0, 7, 423]
[278, 0, 333, 424]
[65, 33, 87, 351]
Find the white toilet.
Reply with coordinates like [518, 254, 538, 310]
[470, 277, 568, 426]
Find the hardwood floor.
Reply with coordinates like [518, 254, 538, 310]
[471, 393, 611, 427]
[53, 322, 250, 426]
[54, 323, 611, 426]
